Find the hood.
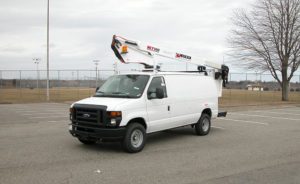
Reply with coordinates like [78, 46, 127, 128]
[73, 97, 132, 110]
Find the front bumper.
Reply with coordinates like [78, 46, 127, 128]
[69, 124, 126, 140]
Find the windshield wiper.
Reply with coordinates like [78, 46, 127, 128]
[94, 92, 135, 98]
[111, 92, 135, 98]
[111, 92, 128, 95]
[94, 91, 105, 97]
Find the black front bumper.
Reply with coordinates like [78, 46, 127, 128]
[69, 124, 126, 140]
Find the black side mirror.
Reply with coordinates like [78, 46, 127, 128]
[156, 88, 164, 99]
[148, 87, 164, 99]
[95, 87, 100, 92]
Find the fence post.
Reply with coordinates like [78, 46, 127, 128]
[58, 70, 60, 101]
[259, 73, 262, 103]
[0, 70, 2, 102]
[229, 73, 232, 105]
[77, 70, 79, 99]
[0, 70, 2, 89]
[37, 70, 41, 101]
[244, 73, 247, 103]
[89, 70, 92, 96]
[19, 70, 22, 102]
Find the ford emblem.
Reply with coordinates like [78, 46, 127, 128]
[83, 113, 90, 118]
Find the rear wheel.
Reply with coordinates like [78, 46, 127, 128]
[195, 113, 211, 136]
[78, 138, 97, 145]
[122, 123, 146, 153]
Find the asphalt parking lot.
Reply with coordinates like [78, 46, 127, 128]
[0, 103, 300, 184]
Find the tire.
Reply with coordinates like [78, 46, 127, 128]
[195, 113, 211, 136]
[78, 138, 97, 145]
[122, 123, 146, 153]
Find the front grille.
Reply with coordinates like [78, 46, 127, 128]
[72, 104, 107, 129]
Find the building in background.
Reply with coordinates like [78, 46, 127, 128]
[247, 84, 264, 91]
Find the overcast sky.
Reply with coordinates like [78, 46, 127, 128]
[0, 0, 256, 72]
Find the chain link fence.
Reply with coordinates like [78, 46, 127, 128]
[221, 72, 300, 106]
[0, 70, 299, 105]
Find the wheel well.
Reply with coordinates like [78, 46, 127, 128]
[202, 108, 212, 117]
[127, 118, 147, 130]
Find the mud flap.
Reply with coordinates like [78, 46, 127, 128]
[217, 111, 227, 117]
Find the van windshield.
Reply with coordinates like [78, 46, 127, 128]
[94, 75, 150, 98]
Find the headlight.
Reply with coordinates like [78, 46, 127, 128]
[110, 119, 117, 126]
[69, 107, 74, 120]
[107, 111, 122, 127]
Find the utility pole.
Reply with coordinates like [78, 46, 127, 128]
[255, 70, 259, 84]
[93, 60, 100, 87]
[158, 62, 163, 71]
[113, 61, 118, 74]
[33, 58, 41, 89]
[46, 0, 50, 101]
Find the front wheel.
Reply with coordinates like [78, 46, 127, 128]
[195, 114, 211, 136]
[122, 123, 146, 153]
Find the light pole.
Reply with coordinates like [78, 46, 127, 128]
[33, 58, 41, 89]
[93, 60, 100, 87]
[46, 0, 50, 101]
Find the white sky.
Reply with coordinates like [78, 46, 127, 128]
[0, 0, 256, 72]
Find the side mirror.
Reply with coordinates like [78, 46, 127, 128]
[156, 88, 164, 99]
[148, 87, 164, 99]
[95, 87, 100, 92]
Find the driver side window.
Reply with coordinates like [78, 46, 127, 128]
[147, 77, 167, 99]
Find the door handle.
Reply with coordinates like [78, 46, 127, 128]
[168, 105, 170, 111]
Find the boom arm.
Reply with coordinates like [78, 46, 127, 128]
[111, 35, 229, 86]
[112, 35, 221, 69]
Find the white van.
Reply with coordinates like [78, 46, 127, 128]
[69, 71, 226, 153]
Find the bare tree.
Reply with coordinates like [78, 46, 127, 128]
[229, 0, 300, 101]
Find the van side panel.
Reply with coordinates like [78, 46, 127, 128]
[163, 74, 218, 129]
[117, 98, 148, 127]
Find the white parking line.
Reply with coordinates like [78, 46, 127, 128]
[17, 109, 66, 111]
[40, 120, 68, 123]
[268, 109, 300, 113]
[29, 116, 67, 119]
[218, 118, 269, 125]
[278, 106, 299, 108]
[250, 110, 300, 116]
[211, 126, 225, 129]
[16, 111, 36, 113]
[36, 109, 67, 111]
[14, 108, 34, 110]
[230, 113, 300, 121]
[16, 110, 67, 113]
[22, 113, 66, 116]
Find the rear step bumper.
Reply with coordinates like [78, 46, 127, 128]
[217, 111, 227, 117]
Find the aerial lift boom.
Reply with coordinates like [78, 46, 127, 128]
[111, 35, 229, 86]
